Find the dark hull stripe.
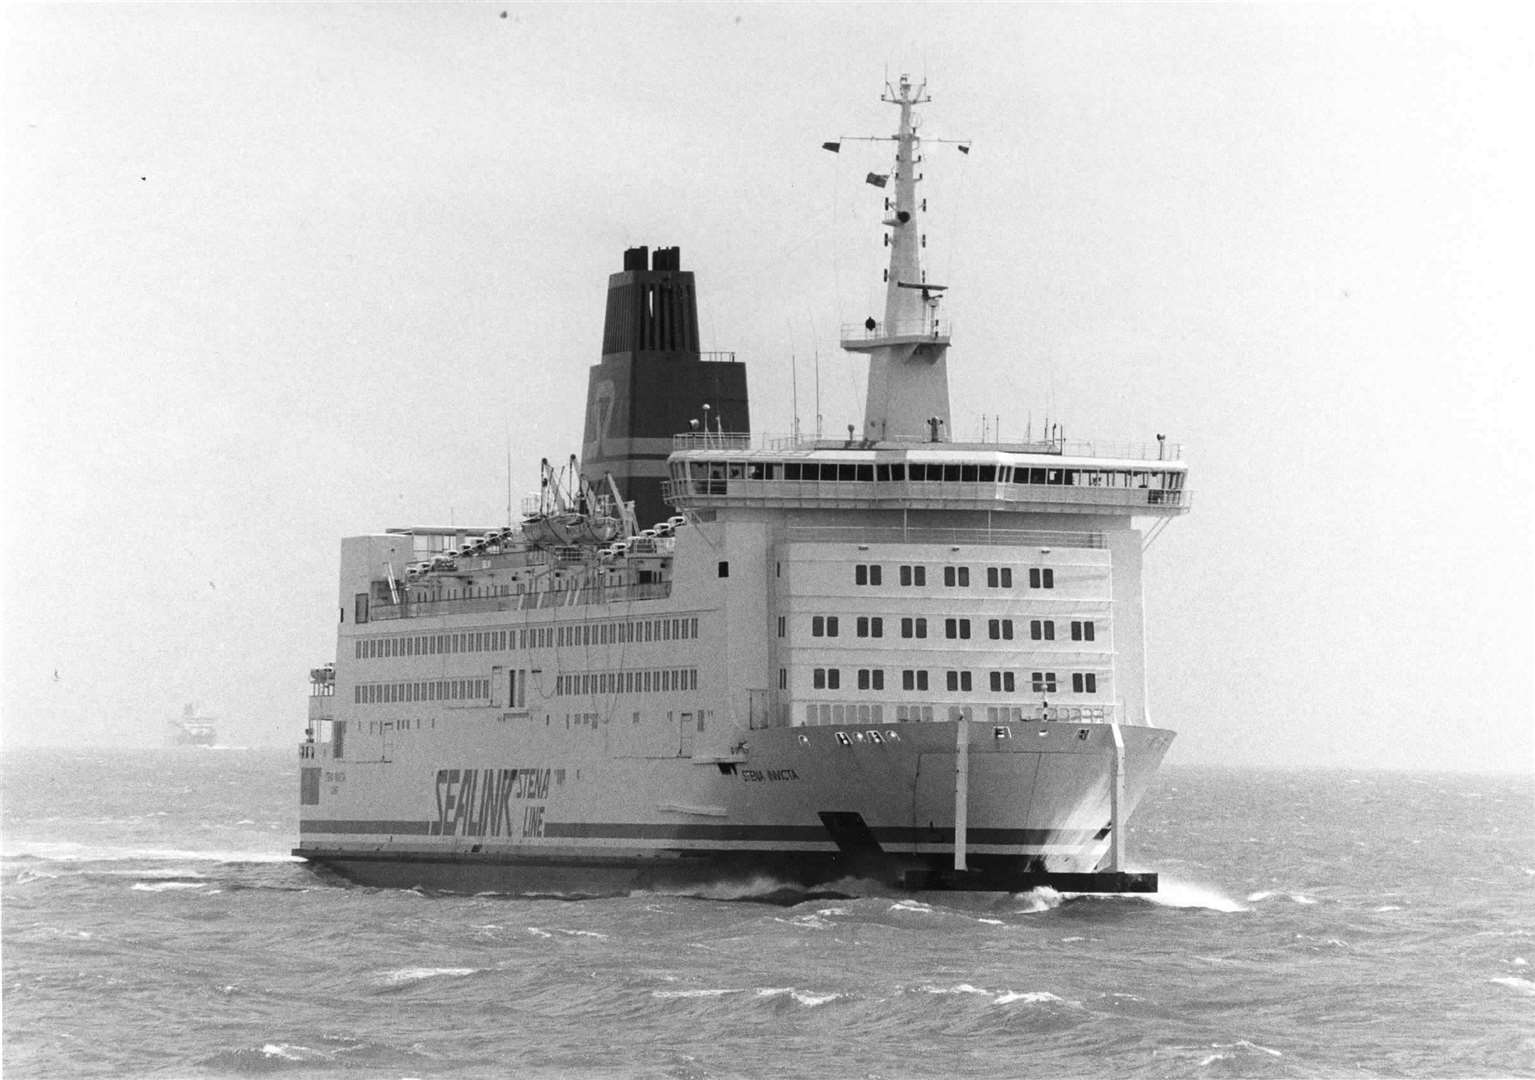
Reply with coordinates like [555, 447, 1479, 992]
[299, 819, 1108, 845]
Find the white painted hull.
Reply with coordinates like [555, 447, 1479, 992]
[296, 717, 1174, 895]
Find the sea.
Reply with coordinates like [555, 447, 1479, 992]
[1, 748, 1530, 1080]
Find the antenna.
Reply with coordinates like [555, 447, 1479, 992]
[814, 348, 822, 440]
[791, 352, 801, 444]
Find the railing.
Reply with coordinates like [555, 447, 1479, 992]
[784, 525, 1105, 549]
[698, 351, 738, 363]
[667, 431, 1184, 462]
[839, 317, 952, 343]
[369, 580, 672, 620]
[1057, 439, 1183, 462]
[672, 432, 752, 451]
[663, 477, 1191, 512]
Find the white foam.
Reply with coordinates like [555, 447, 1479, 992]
[916, 983, 991, 996]
[1142, 878, 1248, 912]
[376, 967, 478, 987]
[130, 881, 207, 892]
[775, 913, 832, 931]
[259, 1044, 312, 1061]
[755, 987, 842, 1007]
[651, 987, 743, 999]
[1373, 905, 1403, 912]
[888, 898, 933, 913]
[1011, 887, 1063, 913]
[3, 842, 300, 865]
[994, 990, 1064, 1005]
[1491, 976, 1535, 995]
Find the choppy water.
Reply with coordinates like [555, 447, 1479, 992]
[2, 748, 1530, 1078]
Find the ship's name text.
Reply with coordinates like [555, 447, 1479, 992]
[740, 768, 800, 783]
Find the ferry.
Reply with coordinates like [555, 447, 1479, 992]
[294, 77, 1190, 896]
[167, 704, 217, 748]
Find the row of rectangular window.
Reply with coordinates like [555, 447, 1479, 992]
[799, 703, 1113, 727]
[854, 564, 1049, 589]
[355, 678, 490, 705]
[811, 668, 1100, 694]
[802, 616, 1096, 642]
[355, 616, 700, 660]
[555, 668, 699, 696]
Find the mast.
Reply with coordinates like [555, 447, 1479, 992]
[839, 74, 952, 443]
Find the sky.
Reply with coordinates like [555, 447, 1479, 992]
[2, 3, 1530, 771]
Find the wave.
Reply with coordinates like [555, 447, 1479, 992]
[130, 880, 209, 892]
[914, 983, 1073, 1007]
[649, 985, 841, 1007]
[1243, 889, 1315, 907]
[1490, 976, 1535, 995]
[373, 966, 480, 988]
[1137, 878, 1248, 911]
[3, 842, 300, 865]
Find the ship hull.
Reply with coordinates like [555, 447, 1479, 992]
[294, 719, 1174, 896]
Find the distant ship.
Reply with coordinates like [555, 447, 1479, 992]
[294, 76, 1190, 896]
[167, 704, 217, 747]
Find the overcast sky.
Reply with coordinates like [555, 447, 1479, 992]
[2, 3, 1529, 771]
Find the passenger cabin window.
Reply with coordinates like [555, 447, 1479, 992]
[945, 671, 973, 692]
[900, 617, 928, 639]
[855, 563, 883, 586]
[1030, 620, 1055, 641]
[1071, 620, 1096, 642]
[1029, 568, 1055, 589]
[902, 670, 929, 691]
[943, 566, 970, 587]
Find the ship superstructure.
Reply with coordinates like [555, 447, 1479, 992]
[295, 77, 1190, 895]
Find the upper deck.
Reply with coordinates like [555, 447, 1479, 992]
[662, 433, 1190, 516]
